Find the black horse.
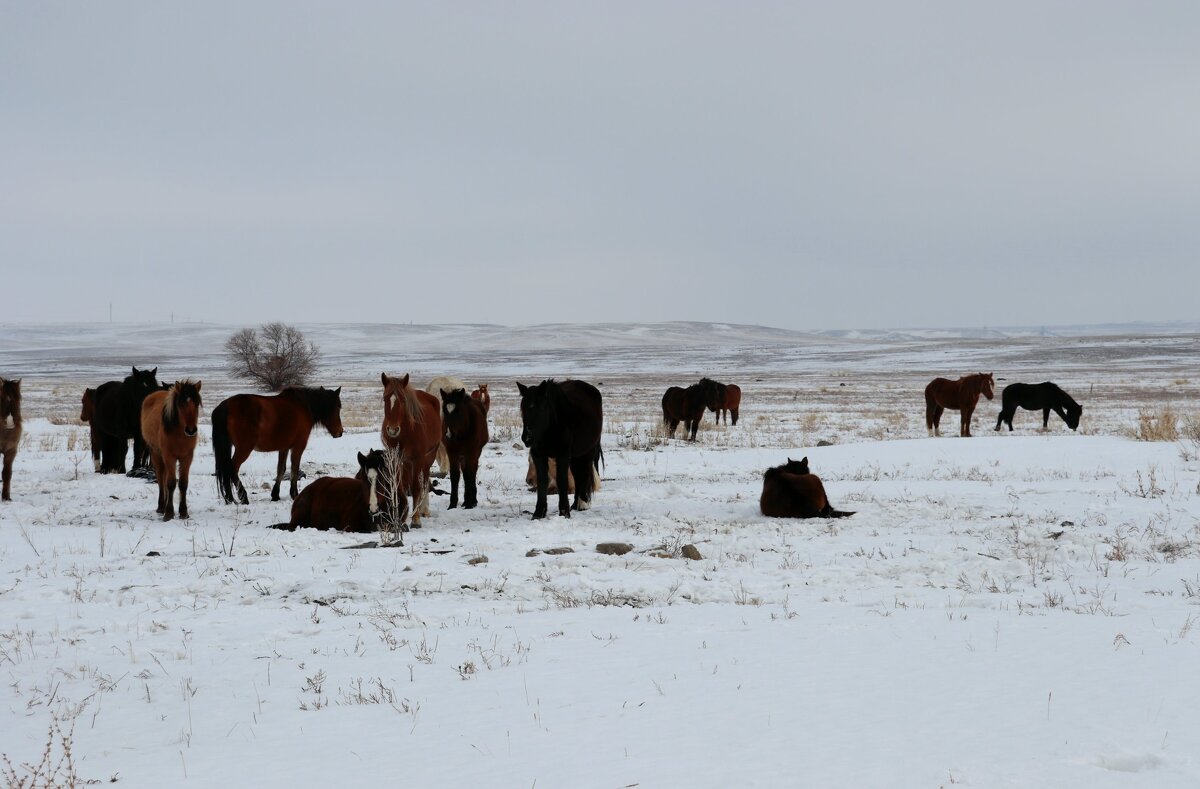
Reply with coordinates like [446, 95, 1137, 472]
[661, 383, 708, 441]
[994, 382, 1082, 432]
[517, 379, 603, 519]
[91, 367, 161, 474]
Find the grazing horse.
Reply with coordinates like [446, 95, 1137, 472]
[517, 379, 603, 519]
[662, 384, 708, 441]
[426, 376, 466, 476]
[470, 384, 491, 414]
[381, 373, 443, 527]
[213, 386, 345, 505]
[700, 378, 742, 425]
[924, 372, 995, 437]
[0, 378, 22, 501]
[995, 382, 1082, 432]
[140, 380, 202, 521]
[441, 388, 489, 509]
[760, 457, 854, 519]
[270, 450, 394, 534]
[92, 367, 161, 474]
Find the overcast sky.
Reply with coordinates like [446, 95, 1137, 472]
[2, 2, 1198, 330]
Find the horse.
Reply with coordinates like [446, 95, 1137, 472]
[699, 378, 741, 425]
[381, 373, 443, 528]
[140, 380, 202, 521]
[924, 372, 995, 437]
[80, 387, 102, 473]
[91, 367, 161, 474]
[470, 384, 491, 414]
[0, 378, 22, 501]
[760, 457, 854, 519]
[662, 384, 708, 441]
[440, 387, 489, 509]
[425, 376, 466, 476]
[995, 382, 1082, 432]
[213, 386, 344, 505]
[270, 450, 395, 534]
[517, 379, 603, 519]
[525, 454, 604, 495]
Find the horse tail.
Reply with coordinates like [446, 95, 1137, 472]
[212, 401, 235, 504]
[269, 521, 296, 531]
[592, 445, 604, 492]
[821, 503, 855, 518]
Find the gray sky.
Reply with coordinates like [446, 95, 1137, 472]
[3, 2, 1198, 330]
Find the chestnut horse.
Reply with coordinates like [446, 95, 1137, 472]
[271, 450, 394, 534]
[760, 457, 854, 519]
[213, 386, 345, 505]
[440, 387, 489, 509]
[0, 378, 22, 501]
[924, 372, 994, 437]
[140, 380, 202, 521]
[470, 384, 491, 414]
[662, 384, 707, 441]
[381, 373, 443, 527]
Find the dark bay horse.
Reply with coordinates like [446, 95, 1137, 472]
[213, 386, 344, 505]
[995, 382, 1082, 432]
[140, 380, 202, 521]
[271, 450, 394, 534]
[699, 378, 741, 425]
[92, 367, 161, 474]
[441, 388, 489, 509]
[662, 384, 707, 441]
[517, 379, 603, 519]
[924, 372, 994, 437]
[1, 378, 22, 501]
[381, 373, 442, 527]
[760, 457, 854, 519]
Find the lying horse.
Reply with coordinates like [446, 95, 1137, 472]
[662, 383, 708, 440]
[441, 387, 489, 509]
[0, 378, 22, 501]
[924, 372, 994, 437]
[760, 457, 854, 519]
[995, 382, 1082, 432]
[271, 450, 394, 533]
[518, 379, 603, 519]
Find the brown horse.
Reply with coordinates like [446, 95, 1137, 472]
[271, 450, 395, 534]
[760, 457, 854, 518]
[699, 378, 741, 425]
[381, 373, 443, 527]
[925, 372, 995, 437]
[213, 386, 345, 505]
[140, 380, 202, 521]
[0, 378, 22, 502]
[470, 384, 491, 414]
[426, 376, 466, 476]
[441, 387, 489, 509]
[662, 384, 708, 440]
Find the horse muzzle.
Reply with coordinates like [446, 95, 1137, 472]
[521, 429, 531, 447]
[184, 427, 198, 437]
[385, 426, 400, 439]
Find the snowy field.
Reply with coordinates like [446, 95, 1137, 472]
[2, 323, 1200, 788]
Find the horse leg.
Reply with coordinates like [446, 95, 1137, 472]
[288, 446, 304, 499]
[463, 457, 478, 509]
[161, 455, 177, 521]
[731, 408, 738, 426]
[1042, 409, 1051, 431]
[1, 449, 12, 502]
[448, 454, 461, 509]
[555, 454, 572, 517]
[178, 453, 193, 520]
[90, 426, 102, 472]
[531, 453, 550, 520]
[569, 454, 593, 511]
[961, 406, 973, 437]
[149, 452, 166, 513]
[230, 443, 253, 505]
[271, 451, 287, 501]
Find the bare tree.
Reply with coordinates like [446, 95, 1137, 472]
[225, 322, 320, 391]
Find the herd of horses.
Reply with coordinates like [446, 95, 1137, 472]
[0, 368, 1085, 530]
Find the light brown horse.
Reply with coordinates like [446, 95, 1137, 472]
[213, 387, 345, 504]
[925, 372, 994, 437]
[140, 380, 202, 521]
[0, 378, 22, 502]
[381, 373, 443, 527]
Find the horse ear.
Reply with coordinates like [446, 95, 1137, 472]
[516, 382, 528, 395]
[801, 456, 808, 464]
[381, 373, 389, 385]
[787, 457, 793, 464]
[151, 368, 157, 376]
[335, 387, 341, 395]
[399, 374, 409, 387]
[195, 381, 202, 391]
[440, 388, 451, 399]
[132, 366, 139, 375]
[357, 451, 366, 465]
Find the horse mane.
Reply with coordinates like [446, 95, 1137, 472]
[162, 380, 201, 432]
[383, 378, 426, 428]
[280, 386, 338, 423]
[960, 373, 987, 397]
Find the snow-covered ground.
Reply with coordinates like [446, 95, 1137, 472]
[2, 323, 1199, 788]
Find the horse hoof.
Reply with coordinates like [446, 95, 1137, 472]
[163, 512, 174, 522]
[464, 502, 476, 510]
[448, 501, 458, 510]
[559, 508, 571, 518]
[531, 510, 547, 520]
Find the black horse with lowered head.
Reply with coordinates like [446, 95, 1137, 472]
[995, 382, 1082, 432]
[517, 379, 603, 519]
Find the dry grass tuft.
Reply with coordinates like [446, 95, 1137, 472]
[1128, 406, 1179, 441]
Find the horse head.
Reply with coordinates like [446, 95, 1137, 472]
[357, 449, 392, 521]
[783, 456, 809, 474]
[980, 373, 995, 400]
[0, 378, 20, 426]
[381, 373, 414, 441]
[127, 366, 161, 400]
[80, 388, 95, 423]
[698, 378, 725, 412]
[516, 380, 560, 449]
[318, 386, 344, 437]
[1065, 403, 1082, 431]
[441, 387, 470, 440]
[166, 380, 203, 437]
